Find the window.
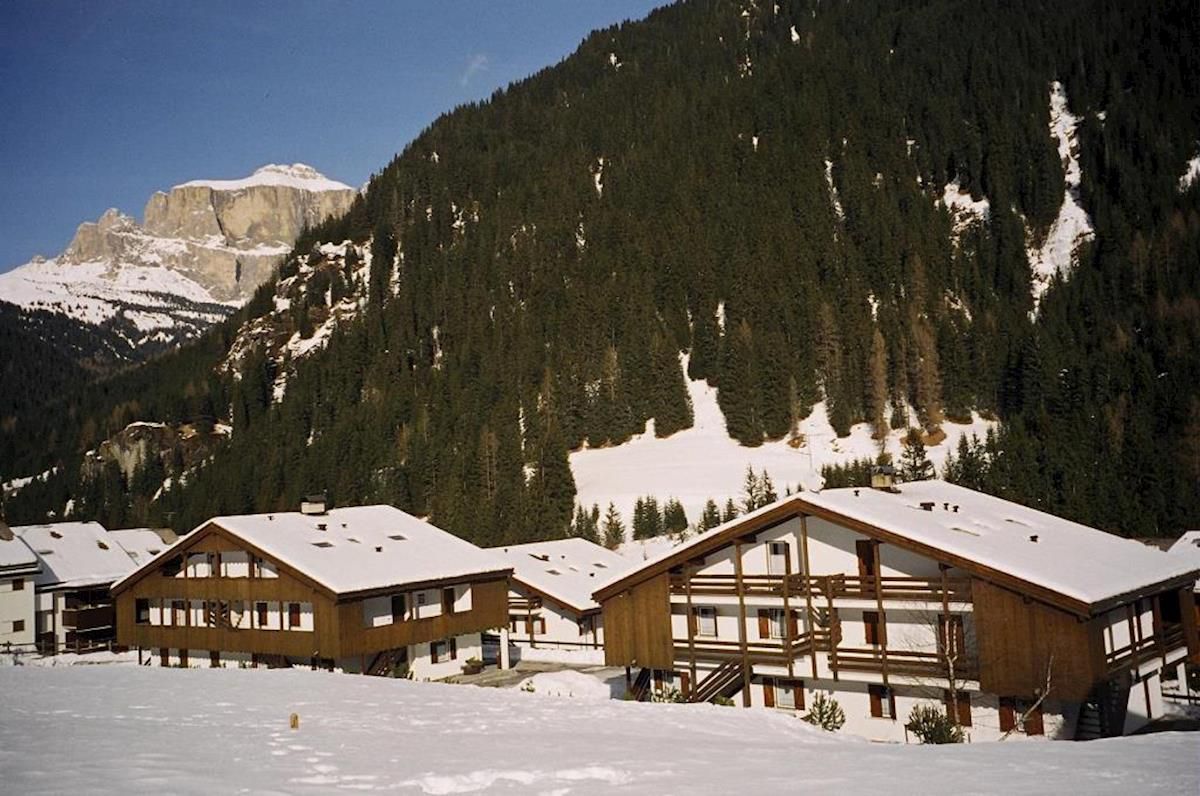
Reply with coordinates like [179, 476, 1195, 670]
[135, 598, 150, 625]
[863, 611, 882, 646]
[694, 606, 717, 637]
[160, 556, 183, 577]
[938, 614, 966, 659]
[944, 690, 972, 726]
[391, 594, 407, 622]
[757, 608, 797, 640]
[763, 677, 805, 710]
[869, 684, 895, 719]
[12, 578, 23, 591]
[442, 587, 456, 615]
[1000, 697, 1044, 736]
[13, 620, 25, 633]
[172, 600, 187, 626]
[431, 638, 458, 664]
[767, 541, 789, 575]
[288, 603, 302, 629]
[256, 602, 269, 628]
[509, 614, 522, 633]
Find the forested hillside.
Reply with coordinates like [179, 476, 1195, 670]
[3, 0, 1198, 542]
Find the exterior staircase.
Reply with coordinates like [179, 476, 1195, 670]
[1076, 672, 1132, 740]
[688, 659, 745, 704]
[629, 667, 653, 701]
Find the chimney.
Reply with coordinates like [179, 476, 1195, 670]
[300, 494, 328, 516]
[920, 501, 935, 512]
[870, 465, 897, 492]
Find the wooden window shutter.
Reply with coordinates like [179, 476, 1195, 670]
[789, 610, 800, 639]
[763, 678, 776, 708]
[757, 609, 770, 639]
[869, 687, 882, 717]
[450, 637, 458, 661]
[998, 698, 1016, 732]
[864, 611, 879, 646]
[1024, 705, 1044, 736]
[855, 539, 876, 580]
[680, 671, 691, 698]
[688, 607, 698, 637]
[794, 681, 805, 711]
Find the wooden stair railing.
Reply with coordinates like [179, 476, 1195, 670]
[688, 658, 744, 704]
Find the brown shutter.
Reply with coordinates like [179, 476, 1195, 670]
[958, 693, 972, 727]
[450, 637, 458, 660]
[998, 698, 1016, 732]
[688, 607, 698, 637]
[680, 671, 691, 698]
[794, 681, 805, 711]
[869, 687, 882, 717]
[160, 648, 168, 667]
[757, 609, 770, 639]
[789, 610, 800, 639]
[1024, 705, 1044, 736]
[864, 611, 879, 646]
[763, 678, 776, 708]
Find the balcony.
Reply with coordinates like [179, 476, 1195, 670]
[675, 629, 835, 666]
[670, 572, 971, 603]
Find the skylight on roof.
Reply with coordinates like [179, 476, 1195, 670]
[312, 541, 334, 549]
[50, 531, 62, 539]
[97, 541, 110, 550]
[389, 534, 406, 541]
[593, 562, 608, 568]
[546, 569, 561, 575]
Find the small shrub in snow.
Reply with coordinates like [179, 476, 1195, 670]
[520, 680, 536, 693]
[651, 686, 684, 703]
[712, 695, 735, 707]
[905, 704, 964, 744]
[802, 692, 845, 732]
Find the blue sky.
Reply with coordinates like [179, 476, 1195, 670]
[0, 1, 665, 272]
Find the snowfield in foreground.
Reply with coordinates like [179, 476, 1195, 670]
[0, 667, 1195, 795]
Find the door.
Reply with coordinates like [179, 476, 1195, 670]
[160, 647, 169, 667]
[855, 539, 877, 589]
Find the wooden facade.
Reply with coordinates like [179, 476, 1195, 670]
[602, 572, 673, 669]
[113, 521, 509, 665]
[594, 490, 1200, 738]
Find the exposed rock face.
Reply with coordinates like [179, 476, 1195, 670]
[0, 164, 356, 357]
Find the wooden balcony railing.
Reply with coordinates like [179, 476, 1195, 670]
[1106, 623, 1186, 674]
[834, 646, 977, 680]
[674, 629, 834, 666]
[670, 572, 971, 603]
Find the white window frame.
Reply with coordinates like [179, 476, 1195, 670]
[767, 541, 789, 575]
[696, 606, 718, 637]
[768, 608, 787, 640]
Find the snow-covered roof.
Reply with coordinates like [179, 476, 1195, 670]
[804, 481, 1198, 606]
[0, 527, 40, 576]
[1167, 531, 1200, 591]
[107, 528, 178, 567]
[595, 481, 1200, 610]
[12, 522, 137, 589]
[178, 163, 352, 193]
[116, 505, 510, 596]
[492, 538, 632, 613]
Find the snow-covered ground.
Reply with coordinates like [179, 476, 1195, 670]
[570, 361, 993, 537]
[1027, 81, 1095, 312]
[0, 666, 1194, 794]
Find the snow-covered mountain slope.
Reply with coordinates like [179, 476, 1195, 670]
[0, 164, 355, 357]
[1027, 81, 1096, 312]
[0, 666, 1193, 794]
[571, 358, 994, 534]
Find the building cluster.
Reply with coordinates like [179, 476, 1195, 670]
[4, 480, 1198, 743]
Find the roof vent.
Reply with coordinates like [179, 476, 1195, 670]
[953, 505, 959, 513]
[50, 530, 63, 539]
[1029, 535, 1039, 543]
[530, 553, 550, 562]
[316, 523, 327, 531]
[301, 494, 328, 515]
[920, 501, 935, 511]
[854, 489, 860, 497]
[97, 541, 109, 550]
[375, 546, 383, 553]
[943, 503, 949, 511]
[388, 534, 406, 541]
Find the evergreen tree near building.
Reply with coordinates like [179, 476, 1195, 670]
[899, 428, 935, 482]
[698, 499, 723, 532]
[602, 502, 625, 550]
[662, 498, 688, 535]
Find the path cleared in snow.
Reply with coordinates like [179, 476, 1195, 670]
[570, 360, 993, 536]
[0, 666, 1194, 794]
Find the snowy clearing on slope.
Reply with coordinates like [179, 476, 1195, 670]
[938, 179, 991, 239]
[1027, 81, 1095, 312]
[1181, 152, 1200, 192]
[571, 362, 994, 537]
[0, 666, 1194, 795]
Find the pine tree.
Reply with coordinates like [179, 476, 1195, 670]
[742, 465, 761, 513]
[663, 498, 688, 534]
[699, 498, 722, 531]
[899, 428, 935, 482]
[602, 502, 625, 549]
[722, 498, 739, 523]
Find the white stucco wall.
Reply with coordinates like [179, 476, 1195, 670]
[0, 575, 36, 650]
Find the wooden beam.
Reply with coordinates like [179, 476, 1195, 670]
[799, 514, 817, 680]
[783, 543, 794, 679]
[733, 541, 751, 707]
[826, 578, 839, 682]
[873, 540, 888, 687]
[684, 565, 698, 695]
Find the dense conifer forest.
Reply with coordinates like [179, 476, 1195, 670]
[2, 0, 1198, 543]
